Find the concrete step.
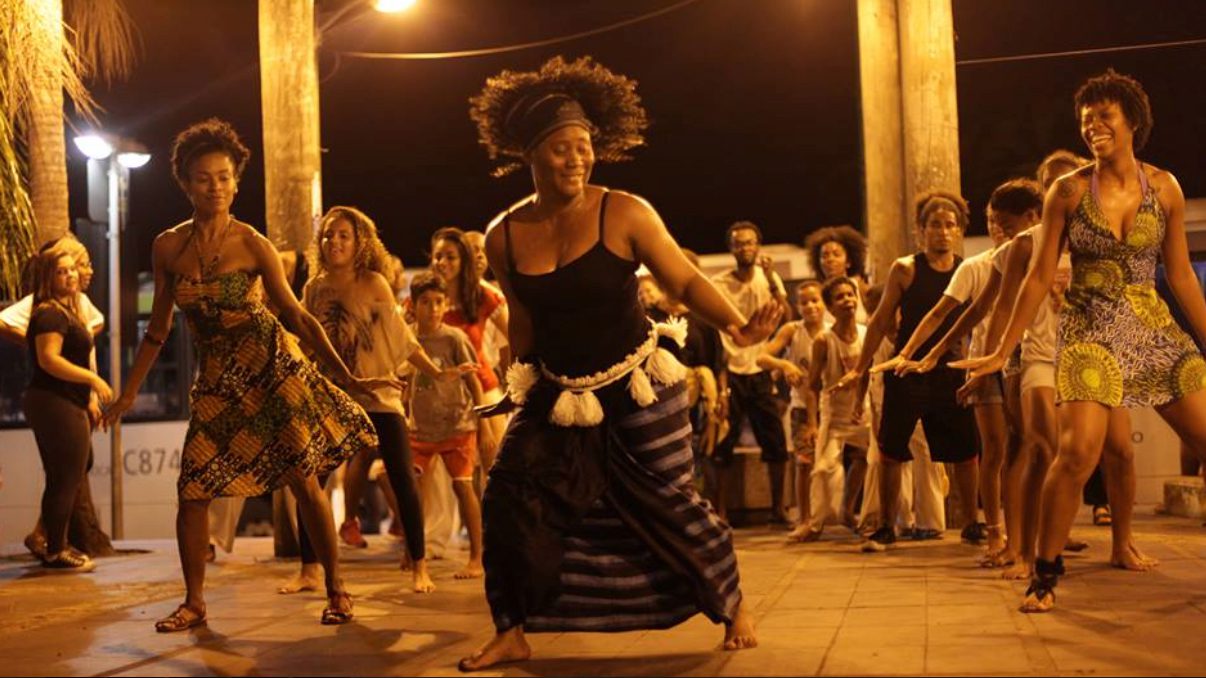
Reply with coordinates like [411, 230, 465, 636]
[1163, 475, 1206, 520]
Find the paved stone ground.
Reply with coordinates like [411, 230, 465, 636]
[2, 510, 1205, 677]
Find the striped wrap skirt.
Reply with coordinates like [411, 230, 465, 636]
[482, 378, 743, 633]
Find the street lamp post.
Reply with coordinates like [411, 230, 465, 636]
[73, 133, 150, 541]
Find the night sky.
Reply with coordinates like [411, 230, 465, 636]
[66, 0, 1206, 273]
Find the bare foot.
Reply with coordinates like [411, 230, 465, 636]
[787, 525, 821, 543]
[978, 548, 1016, 569]
[455, 560, 484, 580]
[278, 573, 320, 594]
[399, 551, 413, 572]
[413, 559, 436, 593]
[1019, 588, 1055, 613]
[1000, 560, 1032, 580]
[1110, 542, 1159, 571]
[458, 628, 531, 672]
[722, 602, 757, 650]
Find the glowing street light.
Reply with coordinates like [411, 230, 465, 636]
[73, 131, 150, 540]
[374, 0, 417, 13]
[73, 134, 115, 160]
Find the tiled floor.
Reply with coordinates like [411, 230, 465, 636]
[2, 510, 1205, 676]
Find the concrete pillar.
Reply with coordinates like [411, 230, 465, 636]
[857, 0, 961, 281]
[258, 0, 322, 251]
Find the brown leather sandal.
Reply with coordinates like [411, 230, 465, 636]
[321, 591, 354, 625]
[155, 604, 207, 633]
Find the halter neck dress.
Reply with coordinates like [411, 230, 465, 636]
[1057, 165, 1206, 407]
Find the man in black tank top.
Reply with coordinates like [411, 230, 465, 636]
[834, 192, 981, 550]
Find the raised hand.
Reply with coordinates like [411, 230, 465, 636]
[727, 302, 782, 348]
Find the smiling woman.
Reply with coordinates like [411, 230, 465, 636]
[456, 55, 785, 672]
[953, 69, 1206, 614]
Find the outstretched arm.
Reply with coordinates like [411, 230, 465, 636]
[952, 177, 1074, 377]
[623, 193, 780, 346]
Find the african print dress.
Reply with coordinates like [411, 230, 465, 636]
[1057, 168, 1206, 408]
[174, 270, 377, 500]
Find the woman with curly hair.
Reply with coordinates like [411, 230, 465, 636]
[805, 224, 869, 323]
[281, 206, 470, 595]
[104, 119, 391, 631]
[956, 69, 1206, 612]
[457, 56, 777, 671]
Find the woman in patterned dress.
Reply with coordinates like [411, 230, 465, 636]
[104, 119, 389, 632]
[956, 70, 1206, 612]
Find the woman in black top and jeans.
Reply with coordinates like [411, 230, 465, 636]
[24, 244, 113, 572]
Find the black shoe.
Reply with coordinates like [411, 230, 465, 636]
[961, 522, 989, 546]
[862, 526, 896, 552]
[42, 550, 95, 573]
[912, 528, 943, 541]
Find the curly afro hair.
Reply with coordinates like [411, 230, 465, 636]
[170, 118, 251, 186]
[804, 225, 867, 280]
[1074, 69, 1153, 152]
[469, 55, 649, 177]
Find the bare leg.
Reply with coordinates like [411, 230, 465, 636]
[788, 460, 814, 540]
[458, 626, 532, 672]
[1102, 409, 1156, 570]
[952, 458, 980, 531]
[451, 479, 484, 579]
[768, 460, 789, 525]
[974, 403, 1009, 554]
[1024, 402, 1111, 612]
[288, 474, 351, 619]
[155, 499, 210, 630]
[342, 449, 373, 530]
[1005, 387, 1058, 579]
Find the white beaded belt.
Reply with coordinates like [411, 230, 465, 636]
[505, 318, 689, 427]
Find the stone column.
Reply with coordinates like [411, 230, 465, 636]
[857, 0, 961, 281]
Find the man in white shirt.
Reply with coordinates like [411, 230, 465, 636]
[710, 221, 791, 525]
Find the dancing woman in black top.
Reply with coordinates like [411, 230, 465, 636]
[458, 56, 779, 671]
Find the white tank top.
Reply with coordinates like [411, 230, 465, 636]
[997, 225, 1070, 364]
[820, 324, 867, 429]
[787, 321, 821, 408]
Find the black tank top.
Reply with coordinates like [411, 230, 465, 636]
[895, 252, 965, 361]
[505, 191, 650, 378]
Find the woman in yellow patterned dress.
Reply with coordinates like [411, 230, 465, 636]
[956, 70, 1206, 612]
[104, 119, 389, 632]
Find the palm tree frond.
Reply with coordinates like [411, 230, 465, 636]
[65, 0, 140, 85]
